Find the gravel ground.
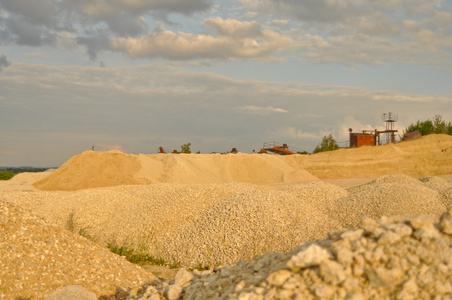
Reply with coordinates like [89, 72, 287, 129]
[1, 173, 451, 299]
[0, 200, 156, 299]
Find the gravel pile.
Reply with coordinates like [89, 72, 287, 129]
[92, 208, 452, 300]
[0, 200, 155, 299]
[336, 183, 447, 229]
[1, 183, 267, 259]
[346, 174, 421, 193]
[178, 209, 452, 300]
[443, 188, 452, 206]
[163, 181, 347, 267]
[2, 175, 450, 271]
[419, 176, 451, 192]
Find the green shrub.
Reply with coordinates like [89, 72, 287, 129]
[180, 143, 192, 154]
[107, 242, 167, 265]
[0, 170, 15, 180]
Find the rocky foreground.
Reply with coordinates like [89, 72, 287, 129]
[45, 207, 452, 300]
[3, 196, 452, 299]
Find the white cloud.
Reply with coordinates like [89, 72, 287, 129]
[268, 127, 318, 139]
[96, 143, 126, 152]
[110, 18, 299, 61]
[239, 105, 288, 115]
[337, 116, 376, 140]
[1, 62, 452, 165]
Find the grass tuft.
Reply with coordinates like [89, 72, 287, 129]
[107, 242, 167, 266]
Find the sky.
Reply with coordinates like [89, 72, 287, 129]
[1, 0, 452, 167]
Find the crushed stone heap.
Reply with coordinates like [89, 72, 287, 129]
[0, 200, 155, 299]
[183, 209, 452, 300]
[92, 208, 452, 300]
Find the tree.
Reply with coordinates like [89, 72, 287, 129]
[403, 115, 452, 139]
[313, 134, 338, 153]
[180, 143, 192, 154]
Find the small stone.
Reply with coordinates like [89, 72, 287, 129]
[44, 285, 96, 300]
[174, 268, 193, 288]
[235, 280, 246, 291]
[359, 217, 379, 234]
[340, 229, 363, 242]
[287, 244, 330, 271]
[319, 259, 346, 285]
[238, 292, 264, 300]
[408, 215, 435, 230]
[439, 208, 452, 234]
[266, 270, 292, 286]
[346, 293, 365, 300]
[413, 225, 440, 240]
[396, 277, 418, 299]
[314, 284, 335, 299]
[165, 284, 182, 300]
[335, 246, 354, 266]
[342, 277, 361, 293]
[378, 231, 401, 245]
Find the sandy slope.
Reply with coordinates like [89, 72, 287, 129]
[32, 134, 452, 191]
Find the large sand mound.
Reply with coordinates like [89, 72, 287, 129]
[34, 134, 452, 191]
[34, 151, 319, 191]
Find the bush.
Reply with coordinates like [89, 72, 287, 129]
[180, 143, 192, 154]
[0, 170, 15, 180]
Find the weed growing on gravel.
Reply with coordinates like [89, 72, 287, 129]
[107, 242, 167, 266]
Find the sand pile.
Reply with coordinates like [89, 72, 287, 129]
[9, 169, 55, 182]
[33, 134, 452, 191]
[34, 152, 319, 191]
[302, 134, 452, 179]
[0, 200, 155, 299]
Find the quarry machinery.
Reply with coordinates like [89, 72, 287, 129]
[261, 142, 303, 155]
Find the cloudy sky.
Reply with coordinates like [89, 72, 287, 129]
[1, 0, 452, 167]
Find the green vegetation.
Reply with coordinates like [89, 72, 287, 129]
[313, 134, 338, 154]
[403, 115, 452, 139]
[107, 243, 167, 265]
[180, 143, 192, 154]
[0, 170, 15, 180]
[0, 167, 53, 180]
[297, 151, 309, 155]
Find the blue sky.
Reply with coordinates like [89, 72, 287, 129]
[1, 0, 452, 167]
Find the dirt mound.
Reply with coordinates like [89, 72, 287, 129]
[0, 200, 155, 299]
